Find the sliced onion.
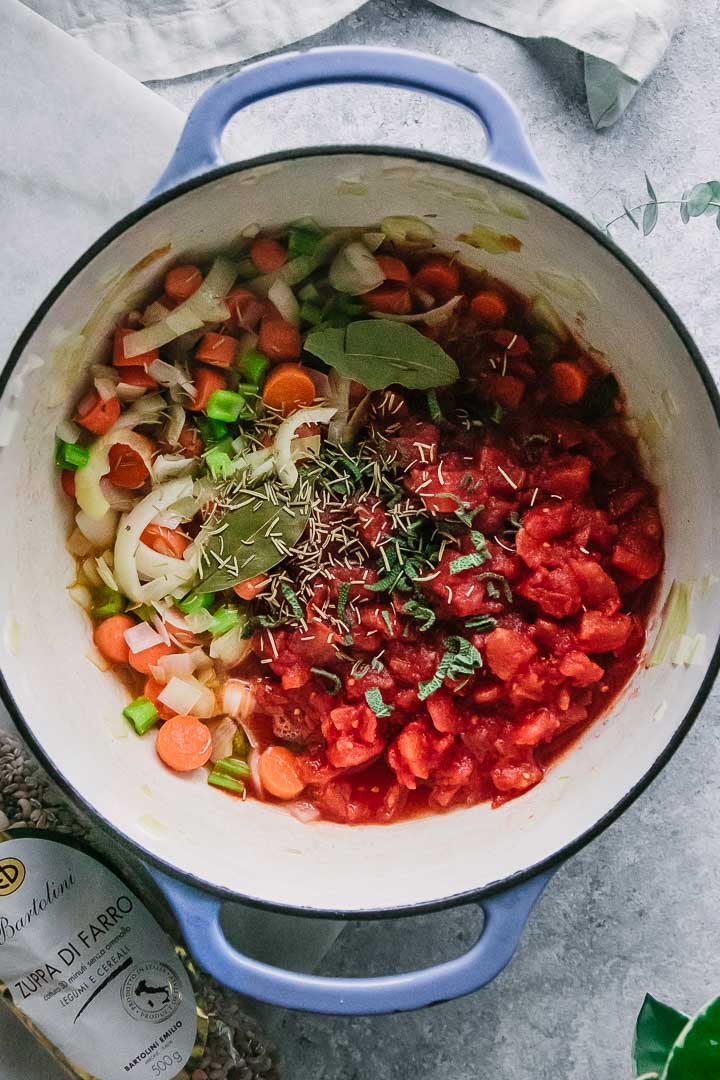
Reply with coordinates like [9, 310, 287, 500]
[76, 428, 155, 520]
[116, 382, 147, 403]
[222, 679, 255, 722]
[369, 294, 463, 325]
[151, 649, 200, 683]
[94, 376, 117, 402]
[136, 541, 197, 590]
[380, 215, 436, 247]
[124, 622, 164, 654]
[185, 609, 215, 634]
[142, 300, 170, 327]
[361, 231, 385, 251]
[56, 419, 82, 444]
[113, 477, 194, 602]
[81, 556, 103, 587]
[165, 404, 186, 447]
[99, 477, 136, 512]
[209, 624, 252, 666]
[147, 359, 194, 398]
[151, 613, 172, 646]
[91, 363, 120, 384]
[288, 801, 320, 823]
[273, 406, 336, 487]
[76, 508, 119, 550]
[113, 393, 167, 431]
[66, 527, 93, 557]
[210, 715, 237, 762]
[68, 583, 92, 611]
[153, 454, 195, 482]
[307, 369, 331, 399]
[268, 280, 300, 326]
[158, 675, 202, 714]
[329, 242, 384, 295]
[248, 747, 263, 794]
[95, 554, 119, 592]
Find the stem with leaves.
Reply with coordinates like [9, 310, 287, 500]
[596, 176, 720, 236]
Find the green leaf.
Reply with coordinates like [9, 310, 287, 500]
[643, 201, 659, 236]
[686, 182, 714, 217]
[365, 687, 394, 718]
[716, 208, 720, 232]
[623, 202, 640, 230]
[199, 485, 310, 591]
[645, 174, 658, 202]
[661, 996, 720, 1079]
[634, 995, 688, 1077]
[456, 223, 522, 253]
[304, 320, 459, 391]
[680, 190, 690, 224]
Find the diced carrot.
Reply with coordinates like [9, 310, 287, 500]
[144, 676, 175, 722]
[414, 256, 461, 301]
[75, 389, 121, 435]
[128, 640, 176, 676]
[376, 254, 411, 284]
[195, 332, 238, 369]
[156, 714, 213, 772]
[488, 374, 525, 410]
[117, 366, 159, 389]
[141, 524, 191, 560]
[177, 423, 203, 457]
[362, 282, 412, 314]
[187, 367, 227, 412]
[113, 326, 159, 368]
[233, 573, 270, 601]
[225, 287, 265, 332]
[258, 746, 305, 799]
[470, 290, 508, 325]
[550, 362, 589, 404]
[251, 237, 288, 273]
[107, 436, 153, 489]
[257, 318, 302, 362]
[94, 614, 137, 665]
[164, 264, 202, 301]
[261, 363, 316, 415]
[61, 470, 76, 498]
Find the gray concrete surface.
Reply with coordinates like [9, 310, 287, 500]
[146, 3, 720, 1077]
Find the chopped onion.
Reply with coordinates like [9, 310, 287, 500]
[329, 242, 384, 295]
[361, 232, 385, 251]
[95, 554, 119, 592]
[116, 382, 147, 403]
[56, 419, 82, 444]
[151, 649, 205, 683]
[153, 454, 195, 482]
[94, 376, 117, 402]
[237, 330, 258, 354]
[151, 613, 172, 646]
[185, 609, 215, 634]
[90, 364, 120, 384]
[124, 622, 164, 654]
[222, 679, 255, 722]
[273, 406, 336, 487]
[288, 801, 320, 823]
[370, 294, 463, 325]
[85, 644, 110, 672]
[142, 300, 171, 326]
[380, 215, 436, 247]
[81, 556, 103, 587]
[76, 508, 119, 550]
[248, 748, 263, 793]
[158, 675, 203, 714]
[136, 541, 197, 590]
[99, 477, 136, 512]
[148, 358, 190, 391]
[66, 527, 93, 557]
[68, 583, 92, 611]
[306, 368, 331, 399]
[268, 280, 300, 325]
[76, 429, 153, 520]
[210, 715, 237, 762]
[113, 477, 195, 602]
[209, 624, 252, 666]
[114, 393, 167, 431]
[165, 404, 186, 447]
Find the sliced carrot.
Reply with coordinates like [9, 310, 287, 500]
[187, 367, 227, 412]
[177, 423, 203, 457]
[107, 437, 153, 489]
[225, 287, 265, 332]
[233, 573, 270, 601]
[61, 470, 76, 498]
[257, 317, 302, 362]
[258, 746, 305, 799]
[487, 374, 525, 410]
[75, 389, 121, 435]
[470, 290, 508, 325]
[156, 714, 212, 772]
[550, 362, 589, 404]
[94, 614, 137, 665]
[144, 676, 175, 722]
[375, 254, 411, 284]
[128, 640, 176, 676]
[141, 524, 191, 559]
[362, 282, 412, 314]
[117, 366, 159, 389]
[261, 363, 316, 415]
[414, 256, 460, 301]
[113, 326, 159, 368]
[250, 237, 288, 273]
[195, 332, 238, 369]
[164, 264, 202, 301]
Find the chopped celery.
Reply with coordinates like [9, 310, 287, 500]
[91, 587, 125, 620]
[55, 440, 90, 470]
[288, 226, 323, 259]
[177, 592, 215, 615]
[298, 281, 321, 302]
[123, 696, 159, 735]
[239, 349, 270, 385]
[205, 448, 234, 479]
[232, 727, 250, 758]
[206, 390, 249, 423]
[300, 301, 323, 326]
[196, 415, 230, 444]
[208, 605, 241, 636]
[214, 757, 252, 778]
[208, 769, 245, 794]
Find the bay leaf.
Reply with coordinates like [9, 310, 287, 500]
[303, 319, 458, 391]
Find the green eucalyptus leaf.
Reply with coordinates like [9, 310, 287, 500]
[660, 997, 720, 1079]
[709, 180, 720, 202]
[634, 995, 688, 1077]
[680, 190, 690, 224]
[199, 485, 310, 591]
[686, 183, 714, 217]
[643, 201, 659, 236]
[623, 202, 640, 230]
[645, 174, 658, 202]
[304, 319, 459, 391]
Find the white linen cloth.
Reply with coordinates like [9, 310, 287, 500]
[21, 0, 679, 127]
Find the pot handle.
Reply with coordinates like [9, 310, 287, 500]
[150, 46, 545, 198]
[147, 865, 554, 1014]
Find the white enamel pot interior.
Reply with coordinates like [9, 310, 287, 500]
[2, 147, 720, 917]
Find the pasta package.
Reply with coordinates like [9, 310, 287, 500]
[0, 828, 207, 1080]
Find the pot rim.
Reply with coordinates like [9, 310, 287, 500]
[2, 144, 719, 920]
